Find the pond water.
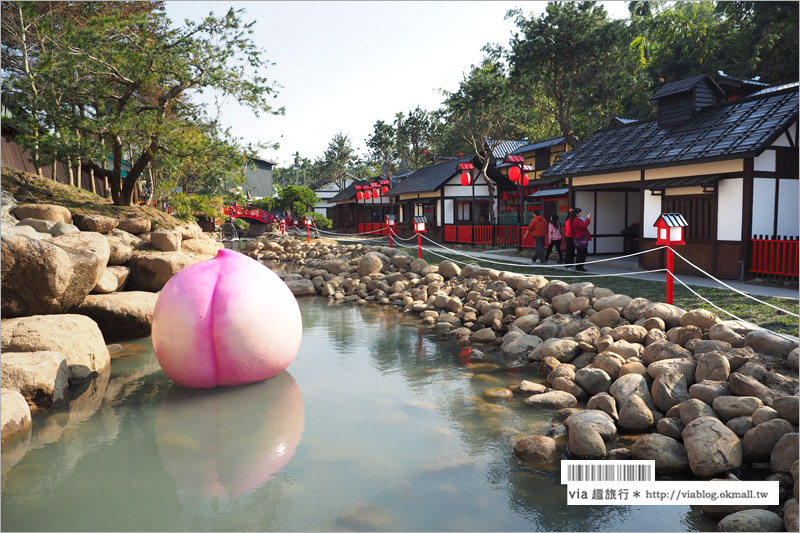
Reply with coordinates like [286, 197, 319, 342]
[1, 297, 716, 532]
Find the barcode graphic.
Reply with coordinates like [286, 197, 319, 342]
[561, 461, 655, 484]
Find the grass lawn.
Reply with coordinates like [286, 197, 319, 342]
[390, 244, 799, 337]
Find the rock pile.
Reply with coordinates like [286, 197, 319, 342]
[1, 200, 221, 440]
[245, 232, 799, 530]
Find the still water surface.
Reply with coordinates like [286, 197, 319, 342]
[1, 297, 715, 531]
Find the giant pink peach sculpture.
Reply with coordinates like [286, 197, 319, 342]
[151, 249, 302, 388]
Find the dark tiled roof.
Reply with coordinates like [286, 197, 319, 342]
[751, 81, 800, 97]
[487, 138, 528, 159]
[643, 175, 722, 190]
[611, 116, 639, 125]
[385, 156, 473, 196]
[650, 74, 723, 100]
[329, 181, 364, 203]
[717, 72, 770, 88]
[543, 86, 799, 178]
[509, 137, 566, 155]
[655, 213, 688, 227]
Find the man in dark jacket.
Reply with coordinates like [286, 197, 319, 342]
[523, 209, 549, 264]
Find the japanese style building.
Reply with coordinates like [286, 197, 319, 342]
[541, 74, 799, 280]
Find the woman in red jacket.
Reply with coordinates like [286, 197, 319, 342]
[571, 207, 592, 272]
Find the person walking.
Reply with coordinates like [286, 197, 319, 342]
[523, 209, 548, 264]
[571, 207, 592, 272]
[564, 208, 576, 268]
[546, 214, 564, 263]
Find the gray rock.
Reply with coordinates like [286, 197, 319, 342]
[771, 433, 799, 474]
[285, 279, 316, 296]
[72, 213, 118, 233]
[785, 499, 799, 533]
[47, 221, 80, 237]
[726, 416, 755, 437]
[0, 351, 69, 407]
[150, 230, 182, 252]
[1, 388, 31, 442]
[17, 217, 56, 233]
[540, 280, 568, 300]
[728, 373, 777, 406]
[500, 331, 543, 356]
[742, 419, 794, 462]
[13, 203, 72, 223]
[680, 399, 718, 425]
[76, 291, 159, 341]
[593, 294, 632, 312]
[0, 314, 110, 383]
[438, 261, 461, 279]
[689, 380, 731, 404]
[713, 396, 764, 422]
[680, 309, 721, 331]
[745, 330, 798, 357]
[631, 433, 689, 473]
[609, 373, 656, 411]
[651, 372, 690, 412]
[709, 322, 747, 348]
[618, 394, 654, 432]
[586, 392, 619, 421]
[610, 324, 648, 344]
[690, 340, 733, 356]
[517, 381, 548, 395]
[696, 351, 731, 383]
[643, 302, 686, 329]
[593, 352, 626, 380]
[642, 340, 692, 366]
[565, 409, 617, 440]
[788, 348, 799, 370]
[472, 328, 496, 343]
[551, 292, 576, 314]
[116, 217, 151, 234]
[540, 338, 580, 363]
[622, 297, 652, 323]
[666, 325, 703, 347]
[682, 416, 743, 477]
[575, 367, 613, 396]
[648, 358, 698, 384]
[737, 361, 768, 382]
[359, 252, 386, 276]
[513, 435, 561, 463]
[512, 313, 541, 333]
[657, 417, 685, 441]
[751, 406, 780, 426]
[645, 328, 668, 346]
[605, 339, 642, 360]
[128, 252, 206, 292]
[589, 308, 621, 329]
[773, 396, 799, 425]
[524, 390, 577, 409]
[715, 509, 784, 532]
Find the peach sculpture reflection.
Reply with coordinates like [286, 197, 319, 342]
[155, 371, 304, 497]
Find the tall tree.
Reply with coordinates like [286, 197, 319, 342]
[3, 4, 281, 206]
[507, 2, 635, 146]
[394, 107, 436, 171]
[321, 132, 356, 189]
[365, 120, 397, 178]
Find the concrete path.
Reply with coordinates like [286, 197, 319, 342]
[419, 244, 799, 301]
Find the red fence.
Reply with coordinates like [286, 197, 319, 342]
[495, 225, 519, 246]
[223, 205, 273, 224]
[357, 223, 386, 235]
[473, 226, 493, 245]
[750, 235, 799, 278]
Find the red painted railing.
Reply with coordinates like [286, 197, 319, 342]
[223, 205, 273, 224]
[521, 230, 536, 248]
[473, 226, 493, 245]
[357, 223, 366, 234]
[495, 225, 518, 246]
[750, 236, 799, 277]
[457, 225, 472, 243]
[444, 225, 457, 242]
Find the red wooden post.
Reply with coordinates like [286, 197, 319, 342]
[306, 225, 310, 243]
[389, 225, 393, 248]
[666, 246, 674, 305]
[417, 233, 422, 259]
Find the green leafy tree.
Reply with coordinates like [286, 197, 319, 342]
[395, 107, 437, 170]
[365, 120, 397, 178]
[3, 4, 281, 206]
[507, 2, 636, 146]
[321, 132, 357, 189]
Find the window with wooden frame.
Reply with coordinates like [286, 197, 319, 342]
[456, 201, 470, 222]
[663, 195, 716, 241]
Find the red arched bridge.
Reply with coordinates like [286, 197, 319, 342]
[223, 205, 275, 225]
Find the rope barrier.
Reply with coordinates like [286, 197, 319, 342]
[669, 247, 799, 318]
[669, 271, 799, 342]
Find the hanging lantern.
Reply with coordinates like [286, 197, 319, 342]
[460, 172, 471, 186]
[522, 174, 530, 186]
[374, 188, 381, 198]
[365, 190, 371, 199]
[356, 191, 364, 200]
[509, 166, 521, 182]
[382, 186, 389, 195]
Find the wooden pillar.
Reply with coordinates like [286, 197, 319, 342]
[741, 159, 755, 279]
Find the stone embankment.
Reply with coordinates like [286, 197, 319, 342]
[1, 194, 221, 441]
[244, 232, 800, 532]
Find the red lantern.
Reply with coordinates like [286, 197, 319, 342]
[356, 191, 364, 200]
[374, 188, 381, 198]
[460, 172, 471, 186]
[522, 174, 530, 186]
[509, 166, 521, 182]
[365, 190, 371, 199]
[382, 186, 388, 195]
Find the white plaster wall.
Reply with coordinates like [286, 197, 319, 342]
[777, 179, 799, 237]
[444, 199, 454, 224]
[717, 178, 743, 241]
[643, 192, 662, 238]
[594, 236, 624, 254]
[754, 150, 777, 172]
[437, 200, 442, 226]
[574, 191, 593, 215]
[596, 191, 626, 234]
[752, 178, 776, 237]
[443, 185, 489, 197]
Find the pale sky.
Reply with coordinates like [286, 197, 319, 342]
[165, 1, 632, 168]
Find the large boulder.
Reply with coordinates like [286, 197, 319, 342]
[682, 416, 743, 477]
[513, 435, 561, 464]
[91, 269, 121, 294]
[744, 330, 798, 357]
[321, 260, 349, 275]
[622, 297, 652, 322]
[593, 294, 632, 312]
[575, 367, 613, 396]
[773, 396, 799, 425]
[648, 358, 698, 384]
[631, 434, 689, 473]
[438, 261, 461, 279]
[76, 292, 159, 342]
[1, 231, 109, 317]
[105, 235, 133, 266]
[651, 372, 690, 412]
[715, 509, 784, 532]
[127, 252, 208, 292]
[728, 373, 777, 405]
[358, 252, 385, 276]
[709, 322, 748, 348]
[524, 390, 577, 409]
[12, 203, 72, 223]
[1, 388, 31, 442]
[116, 217, 151, 234]
[712, 396, 763, 422]
[540, 338, 580, 363]
[643, 302, 686, 329]
[565, 409, 617, 440]
[72, 213, 118, 233]
[150, 230, 182, 252]
[0, 351, 69, 407]
[680, 309, 720, 331]
[0, 314, 110, 383]
[609, 373, 656, 411]
[181, 238, 223, 256]
[511, 313, 540, 333]
[618, 395, 654, 432]
[742, 419, 795, 462]
[285, 279, 316, 296]
[642, 340, 692, 366]
[771, 433, 798, 474]
[500, 331, 542, 356]
[695, 351, 731, 382]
